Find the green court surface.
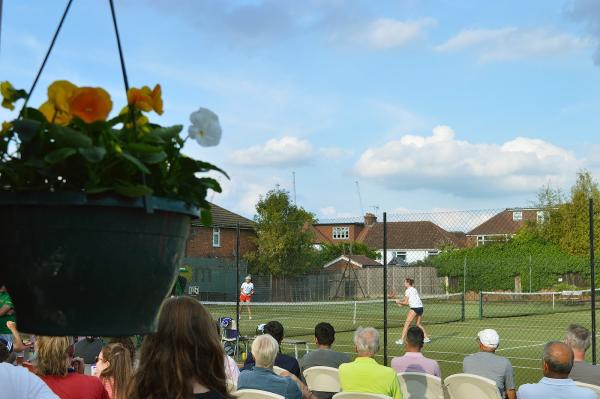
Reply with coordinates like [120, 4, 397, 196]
[205, 298, 598, 388]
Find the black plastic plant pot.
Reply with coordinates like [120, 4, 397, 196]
[0, 192, 197, 336]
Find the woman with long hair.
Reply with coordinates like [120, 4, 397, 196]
[393, 278, 430, 345]
[94, 342, 133, 399]
[128, 296, 232, 399]
[35, 336, 109, 399]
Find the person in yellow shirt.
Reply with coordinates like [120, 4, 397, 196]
[339, 327, 403, 399]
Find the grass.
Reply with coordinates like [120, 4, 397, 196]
[205, 298, 598, 388]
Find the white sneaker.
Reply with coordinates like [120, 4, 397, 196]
[395, 339, 403, 345]
[424, 337, 431, 343]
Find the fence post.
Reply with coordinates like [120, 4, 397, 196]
[589, 198, 596, 365]
[461, 292, 465, 322]
[383, 212, 388, 365]
[479, 292, 483, 320]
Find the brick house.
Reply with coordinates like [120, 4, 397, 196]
[313, 213, 465, 265]
[185, 203, 256, 259]
[466, 208, 545, 247]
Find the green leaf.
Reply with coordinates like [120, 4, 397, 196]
[150, 125, 182, 139]
[143, 131, 165, 144]
[198, 177, 222, 192]
[127, 142, 163, 153]
[196, 160, 229, 178]
[78, 146, 107, 163]
[85, 186, 111, 194]
[21, 107, 48, 123]
[200, 207, 212, 226]
[120, 152, 150, 174]
[44, 148, 77, 164]
[139, 151, 167, 164]
[114, 183, 153, 197]
[52, 126, 92, 148]
[12, 119, 41, 142]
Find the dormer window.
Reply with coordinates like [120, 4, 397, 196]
[332, 226, 350, 239]
[512, 211, 523, 221]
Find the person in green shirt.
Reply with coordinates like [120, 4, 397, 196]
[0, 286, 16, 344]
[339, 327, 403, 399]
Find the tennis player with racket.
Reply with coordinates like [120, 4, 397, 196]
[240, 275, 254, 320]
[391, 278, 430, 345]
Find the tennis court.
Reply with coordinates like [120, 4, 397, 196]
[205, 293, 598, 387]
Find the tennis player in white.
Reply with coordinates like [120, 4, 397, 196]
[394, 278, 430, 345]
[240, 275, 254, 320]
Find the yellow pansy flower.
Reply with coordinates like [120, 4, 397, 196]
[40, 101, 72, 126]
[47, 80, 78, 112]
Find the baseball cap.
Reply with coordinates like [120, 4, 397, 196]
[477, 329, 500, 349]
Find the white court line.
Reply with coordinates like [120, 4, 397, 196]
[497, 342, 546, 352]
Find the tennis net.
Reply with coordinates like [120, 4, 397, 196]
[480, 289, 600, 319]
[202, 293, 464, 337]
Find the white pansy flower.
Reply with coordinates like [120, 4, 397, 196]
[188, 107, 222, 147]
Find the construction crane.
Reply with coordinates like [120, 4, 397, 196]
[355, 181, 364, 216]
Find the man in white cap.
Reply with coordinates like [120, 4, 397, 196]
[463, 329, 515, 399]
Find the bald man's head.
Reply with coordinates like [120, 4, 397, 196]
[542, 341, 574, 379]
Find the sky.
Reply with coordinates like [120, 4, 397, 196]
[1, 0, 600, 220]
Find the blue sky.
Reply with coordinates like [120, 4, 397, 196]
[2, 0, 600, 219]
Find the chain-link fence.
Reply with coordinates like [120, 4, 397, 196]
[182, 203, 598, 386]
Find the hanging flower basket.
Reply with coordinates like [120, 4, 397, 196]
[0, 192, 198, 335]
[0, 3, 227, 334]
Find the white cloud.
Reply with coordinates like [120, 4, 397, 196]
[331, 18, 434, 50]
[355, 126, 582, 197]
[436, 27, 591, 61]
[229, 136, 314, 167]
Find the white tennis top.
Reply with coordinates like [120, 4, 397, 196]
[241, 282, 254, 295]
[405, 286, 423, 308]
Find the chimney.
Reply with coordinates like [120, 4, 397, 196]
[364, 212, 377, 226]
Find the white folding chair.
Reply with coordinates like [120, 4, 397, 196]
[234, 389, 285, 399]
[273, 366, 287, 376]
[303, 366, 341, 393]
[332, 392, 393, 399]
[397, 372, 443, 399]
[444, 374, 501, 399]
[227, 379, 238, 393]
[574, 381, 600, 398]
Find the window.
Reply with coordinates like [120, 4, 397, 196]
[476, 235, 511, 246]
[427, 250, 439, 257]
[537, 211, 545, 224]
[212, 227, 221, 247]
[332, 226, 350, 240]
[512, 211, 523, 221]
[394, 251, 407, 260]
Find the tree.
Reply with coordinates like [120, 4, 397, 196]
[246, 188, 318, 276]
[317, 242, 380, 264]
[527, 169, 600, 257]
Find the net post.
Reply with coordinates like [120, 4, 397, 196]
[590, 198, 597, 365]
[479, 292, 483, 320]
[383, 212, 388, 365]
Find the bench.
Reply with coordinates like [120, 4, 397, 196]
[282, 338, 310, 358]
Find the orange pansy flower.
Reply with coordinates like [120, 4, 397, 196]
[69, 87, 112, 123]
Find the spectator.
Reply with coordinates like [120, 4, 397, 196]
[339, 327, 402, 399]
[94, 343, 133, 399]
[238, 334, 305, 399]
[565, 324, 600, 385]
[463, 329, 515, 399]
[108, 337, 136, 366]
[7, 321, 33, 353]
[0, 285, 16, 347]
[517, 341, 595, 399]
[127, 296, 231, 399]
[74, 337, 104, 365]
[244, 321, 301, 378]
[0, 337, 12, 363]
[300, 322, 350, 374]
[0, 362, 59, 399]
[215, 322, 240, 384]
[391, 326, 441, 377]
[36, 336, 109, 399]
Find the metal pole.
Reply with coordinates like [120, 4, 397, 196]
[589, 199, 596, 365]
[479, 292, 483, 320]
[236, 222, 241, 335]
[529, 255, 532, 293]
[383, 212, 388, 365]
[463, 256, 467, 296]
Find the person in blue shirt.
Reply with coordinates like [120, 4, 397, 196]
[238, 334, 306, 399]
[517, 341, 596, 399]
[243, 321, 301, 378]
